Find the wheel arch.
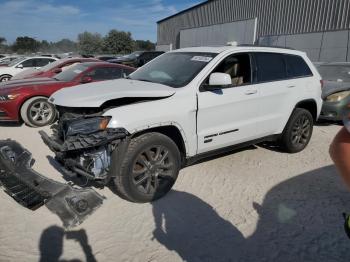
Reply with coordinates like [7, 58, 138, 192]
[0, 74, 13, 80]
[130, 125, 188, 164]
[18, 95, 49, 121]
[294, 99, 318, 121]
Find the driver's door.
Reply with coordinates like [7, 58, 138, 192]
[197, 53, 261, 154]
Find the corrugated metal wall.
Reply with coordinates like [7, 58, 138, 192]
[158, 0, 350, 48]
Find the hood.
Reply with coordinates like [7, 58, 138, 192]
[0, 77, 57, 88]
[0, 78, 63, 93]
[322, 80, 350, 99]
[50, 78, 176, 108]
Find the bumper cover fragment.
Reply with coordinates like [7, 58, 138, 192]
[0, 140, 105, 228]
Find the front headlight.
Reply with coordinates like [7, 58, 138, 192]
[65, 117, 111, 137]
[326, 91, 350, 102]
[0, 94, 20, 101]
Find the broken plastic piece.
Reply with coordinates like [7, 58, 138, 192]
[0, 140, 104, 228]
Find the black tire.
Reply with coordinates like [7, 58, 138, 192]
[112, 132, 181, 203]
[0, 74, 12, 82]
[20, 96, 57, 127]
[280, 108, 313, 153]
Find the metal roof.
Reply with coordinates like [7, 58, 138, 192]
[157, 0, 211, 24]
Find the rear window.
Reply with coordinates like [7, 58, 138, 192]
[285, 55, 313, 78]
[255, 53, 287, 82]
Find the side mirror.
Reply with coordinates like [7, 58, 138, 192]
[53, 68, 62, 74]
[81, 76, 93, 84]
[16, 64, 23, 69]
[202, 73, 232, 91]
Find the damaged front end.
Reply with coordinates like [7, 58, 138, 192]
[40, 113, 129, 184]
[0, 140, 105, 228]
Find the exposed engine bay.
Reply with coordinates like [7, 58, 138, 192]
[40, 110, 129, 184]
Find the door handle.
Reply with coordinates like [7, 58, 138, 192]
[287, 85, 295, 88]
[245, 90, 257, 95]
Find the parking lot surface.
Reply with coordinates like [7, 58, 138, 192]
[0, 123, 349, 262]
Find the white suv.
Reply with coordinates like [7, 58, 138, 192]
[41, 45, 322, 203]
[0, 56, 58, 81]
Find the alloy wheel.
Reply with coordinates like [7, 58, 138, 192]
[291, 115, 311, 147]
[131, 145, 175, 195]
[29, 101, 54, 125]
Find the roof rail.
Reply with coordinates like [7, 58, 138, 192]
[237, 44, 296, 50]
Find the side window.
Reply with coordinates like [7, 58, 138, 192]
[207, 53, 251, 86]
[255, 53, 287, 82]
[35, 58, 55, 67]
[86, 67, 122, 80]
[284, 55, 313, 78]
[20, 59, 36, 68]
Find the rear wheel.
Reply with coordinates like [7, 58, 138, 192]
[0, 74, 12, 82]
[20, 96, 56, 127]
[280, 108, 313, 153]
[112, 132, 181, 203]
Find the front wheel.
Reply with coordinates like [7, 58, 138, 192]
[20, 96, 57, 127]
[112, 132, 181, 203]
[280, 108, 314, 153]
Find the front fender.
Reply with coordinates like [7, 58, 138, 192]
[103, 95, 197, 156]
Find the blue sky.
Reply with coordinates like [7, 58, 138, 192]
[0, 0, 202, 43]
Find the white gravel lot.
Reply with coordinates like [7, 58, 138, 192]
[0, 123, 349, 262]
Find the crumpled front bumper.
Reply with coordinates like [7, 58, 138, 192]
[0, 140, 105, 228]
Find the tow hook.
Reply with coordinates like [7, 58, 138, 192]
[0, 140, 105, 228]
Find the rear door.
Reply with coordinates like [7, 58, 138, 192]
[197, 53, 261, 154]
[251, 52, 298, 136]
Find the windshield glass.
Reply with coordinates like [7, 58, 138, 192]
[318, 65, 350, 82]
[128, 52, 217, 88]
[8, 57, 26, 67]
[54, 64, 88, 81]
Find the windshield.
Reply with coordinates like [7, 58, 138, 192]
[124, 51, 143, 59]
[318, 65, 350, 82]
[54, 64, 88, 81]
[8, 57, 26, 67]
[128, 52, 217, 88]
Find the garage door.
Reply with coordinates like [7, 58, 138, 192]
[180, 18, 257, 48]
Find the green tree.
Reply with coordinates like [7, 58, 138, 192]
[0, 37, 6, 46]
[54, 38, 77, 53]
[77, 32, 103, 55]
[134, 40, 155, 51]
[102, 29, 134, 54]
[12, 36, 40, 53]
[39, 40, 50, 52]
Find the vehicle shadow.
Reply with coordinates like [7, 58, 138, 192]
[315, 120, 343, 127]
[151, 165, 350, 262]
[39, 226, 96, 262]
[0, 121, 22, 127]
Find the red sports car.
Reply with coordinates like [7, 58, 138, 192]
[11, 57, 100, 80]
[0, 62, 135, 127]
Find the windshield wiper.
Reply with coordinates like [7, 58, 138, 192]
[135, 78, 154, 83]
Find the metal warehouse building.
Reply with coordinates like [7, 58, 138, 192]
[157, 0, 350, 62]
